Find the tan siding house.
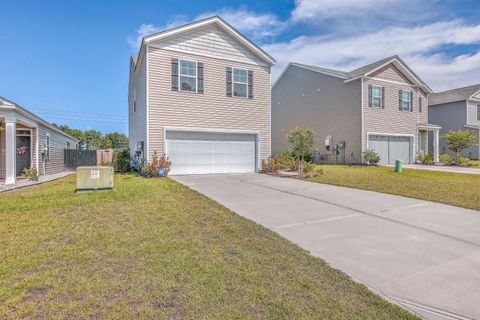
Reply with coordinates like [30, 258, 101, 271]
[272, 56, 440, 165]
[0, 97, 78, 184]
[128, 16, 275, 175]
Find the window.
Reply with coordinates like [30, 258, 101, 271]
[45, 133, 50, 161]
[400, 90, 412, 111]
[477, 104, 480, 121]
[232, 68, 248, 97]
[133, 89, 136, 112]
[418, 97, 422, 112]
[66, 141, 71, 149]
[372, 85, 383, 108]
[179, 59, 197, 92]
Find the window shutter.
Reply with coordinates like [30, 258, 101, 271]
[381, 87, 385, 109]
[410, 91, 414, 112]
[419, 97, 422, 112]
[226, 67, 232, 97]
[171, 59, 178, 91]
[368, 85, 372, 108]
[248, 70, 253, 99]
[197, 62, 204, 94]
[399, 90, 402, 110]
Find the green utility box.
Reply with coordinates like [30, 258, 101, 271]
[76, 166, 114, 191]
[395, 160, 402, 173]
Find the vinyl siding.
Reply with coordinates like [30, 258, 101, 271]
[467, 101, 480, 126]
[146, 46, 271, 165]
[363, 64, 427, 158]
[150, 25, 265, 66]
[37, 124, 77, 175]
[128, 51, 148, 161]
[272, 65, 362, 164]
[429, 101, 479, 159]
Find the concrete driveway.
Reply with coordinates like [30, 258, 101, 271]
[173, 174, 480, 320]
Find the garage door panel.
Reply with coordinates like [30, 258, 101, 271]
[368, 135, 412, 165]
[166, 131, 256, 175]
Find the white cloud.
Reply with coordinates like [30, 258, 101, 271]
[197, 8, 288, 39]
[127, 16, 189, 50]
[291, 0, 401, 20]
[265, 20, 480, 90]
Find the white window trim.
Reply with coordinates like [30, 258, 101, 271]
[178, 59, 198, 93]
[45, 132, 50, 161]
[371, 85, 383, 108]
[232, 67, 248, 98]
[400, 90, 412, 111]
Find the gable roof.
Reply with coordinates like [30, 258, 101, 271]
[140, 16, 275, 66]
[0, 96, 79, 142]
[275, 55, 432, 93]
[429, 83, 480, 106]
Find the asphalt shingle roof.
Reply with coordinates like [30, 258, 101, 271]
[429, 83, 480, 106]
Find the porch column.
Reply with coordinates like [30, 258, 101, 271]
[433, 129, 440, 163]
[5, 118, 16, 184]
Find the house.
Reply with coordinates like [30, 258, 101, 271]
[128, 16, 275, 175]
[0, 96, 78, 185]
[429, 84, 480, 159]
[272, 55, 441, 165]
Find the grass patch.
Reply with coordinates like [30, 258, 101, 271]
[0, 175, 416, 319]
[308, 165, 480, 211]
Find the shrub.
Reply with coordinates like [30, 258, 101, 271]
[439, 153, 454, 165]
[458, 157, 474, 167]
[304, 168, 325, 179]
[417, 153, 434, 165]
[261, 156, 285, 173]
[280, 151, 299, 171]
[114, 149, 131, 172]
[22, 167, 39, 181]
[142, 151, 171, 178]
[442, 130, 477, 164]
[363, 149, 380, 165]
[301, 161, 315, 174]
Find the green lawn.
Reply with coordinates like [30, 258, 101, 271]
[308, 165, 480, 211]
[0, 175, 416, 319]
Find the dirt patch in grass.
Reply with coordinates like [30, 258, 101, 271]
[0, 175, 418, 319]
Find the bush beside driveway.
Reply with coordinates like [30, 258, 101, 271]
[0, 175, 416, 319]
[307, 165, 480, 211]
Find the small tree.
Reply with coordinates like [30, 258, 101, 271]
[442, 130, 477, 164]
[286, 127, 315, 173]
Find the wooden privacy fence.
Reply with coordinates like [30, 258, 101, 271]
[64, 149, 97, 170]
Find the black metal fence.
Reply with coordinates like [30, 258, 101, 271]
[64, 149, 97, 170]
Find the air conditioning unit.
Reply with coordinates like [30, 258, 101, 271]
[76, 166, 114, 191]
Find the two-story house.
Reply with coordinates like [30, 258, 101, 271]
[128, 16, 275, 175]
[429, 84, 480, 159]
[272, 55, 440, 165]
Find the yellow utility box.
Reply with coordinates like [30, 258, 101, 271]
[76, 166, 114, 191]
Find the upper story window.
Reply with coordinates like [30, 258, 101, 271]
[477, 104, 480, 120]
[372, 85, 383, 108]
[399, 90, 413, 111]
[232, 68, 248, 98]
[179, 59, 197, 92]
[133, 88, 136, 112]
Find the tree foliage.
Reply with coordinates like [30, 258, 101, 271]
[53, 124, 128, 150]
[441, 130, 477, 164]
[286, 127, 315, 172]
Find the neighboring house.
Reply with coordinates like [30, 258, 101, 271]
[272, 55, 441, 165]
[429, 84, 480, 159]
[128, 16, 275, 175]
[0, 97, 78, 184]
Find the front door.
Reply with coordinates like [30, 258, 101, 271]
[16, 136, 31, 176]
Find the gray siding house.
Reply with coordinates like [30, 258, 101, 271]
[128, 16, 275, 175]
[272, 56, 440, 165]
[0, 96, 78, 185]
[429, 84, 480, 159]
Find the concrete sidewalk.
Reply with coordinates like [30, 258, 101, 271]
[399, 164, 480, 175]
[174, 174, 480, 320]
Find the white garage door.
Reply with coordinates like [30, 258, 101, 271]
[368, 135, 412, 165]
[166, 131, 257, 175]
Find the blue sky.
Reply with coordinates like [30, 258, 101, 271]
[1, 0, 479, 134]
